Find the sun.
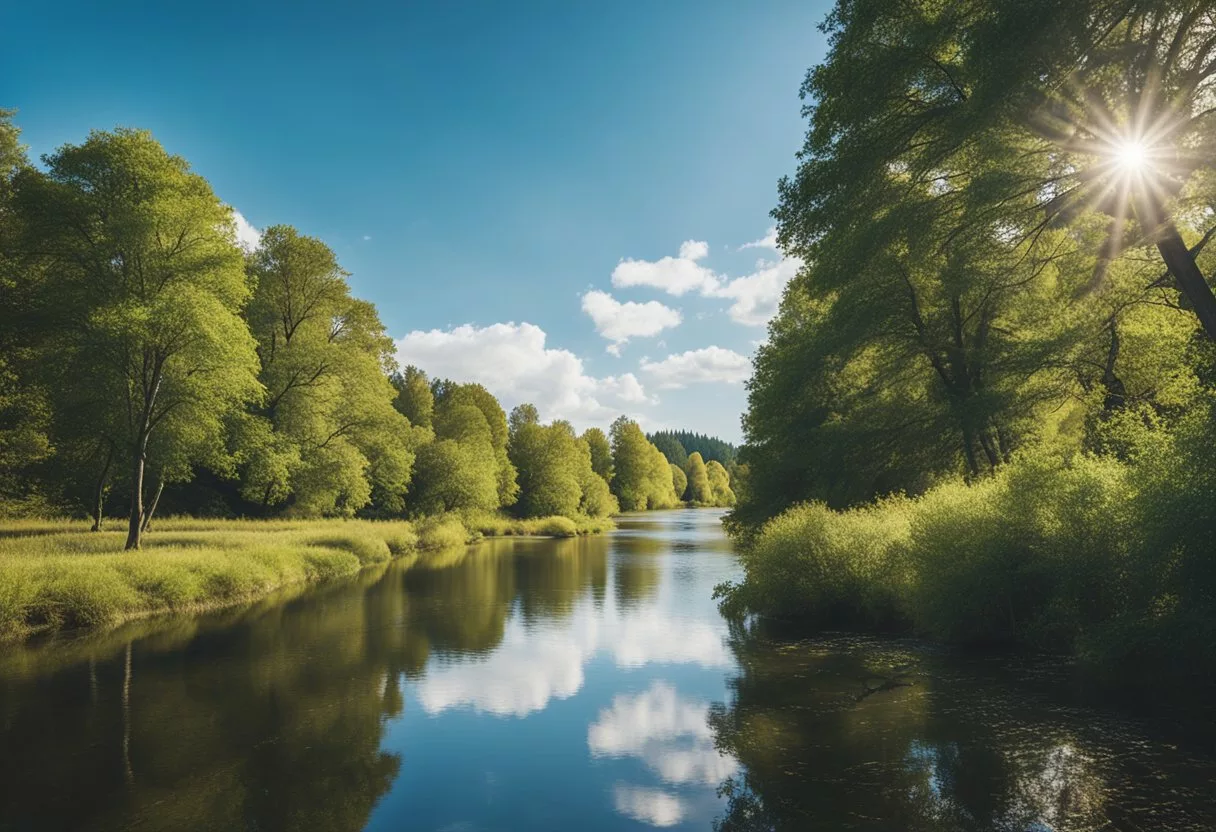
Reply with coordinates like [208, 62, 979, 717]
[1113, 139, 1148, 173]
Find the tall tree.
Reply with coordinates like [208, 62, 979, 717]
[17, 129, 261, 547]
[684, 452, 712, 504]
[390, 365, 433, 429]
[0, 110, 52, 511]
[669, 463, 688, 502]
[432, 381, 518, 509]
[706, 459, 736, 506]
[243, 226, 414, 515]
[581, 427, 614, 485]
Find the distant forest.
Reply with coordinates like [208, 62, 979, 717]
[647, 431, 737, 468]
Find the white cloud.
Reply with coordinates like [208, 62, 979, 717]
[611, 240, 720, 296]
[640, 347, 751, 389]
[362, 234, 372, 241]
[395, 322, 654, 430]
[608, 233, 801, 326]
[231, 209, 261, 252]
[581, 290, 682, 354]
[707, 256, 802, 326]
[738, 227, 778, 250]
[612, 785, 687, 828]
[412, 575, 732, 719]
[589, 682, 739, 787]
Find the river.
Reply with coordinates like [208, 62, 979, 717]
[0, 509, 1213, 830]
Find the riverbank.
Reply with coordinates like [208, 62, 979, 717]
[717, 433, 1216, 704]
[0, 512, 613, 640]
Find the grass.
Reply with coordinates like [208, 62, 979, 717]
[0, 511, 612, 640]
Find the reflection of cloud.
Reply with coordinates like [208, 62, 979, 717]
[417, 615, 595, 717]
[589, 682, 738, 786]
[612, 784, 687, 827]
[414, 591, 730, 718]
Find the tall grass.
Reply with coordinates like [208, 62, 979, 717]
[719, 405, 1216, 692]
[0, 510, 610, 639]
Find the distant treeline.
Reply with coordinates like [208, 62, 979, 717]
[647, 431, 737, 467]
[0, 113, 732, 548]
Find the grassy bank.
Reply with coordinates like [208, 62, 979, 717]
[0, 512, 613, 640]
[718, 406, 1216, 697]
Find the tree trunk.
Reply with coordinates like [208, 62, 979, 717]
[140, 474, 164, 533]
[1140, 192, 1216, 339]
[90, 444, 114, 532]
[125, 442, 147, 551]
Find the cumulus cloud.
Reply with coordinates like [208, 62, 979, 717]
[395, 322, 653, 429]
[707, 257, 802, 326]
[231, 209, 262, 252]
[611, 240, 719, 296]
[412, 573, 732, 719]
[612, 785, 687, 828]
[640, 347, 751, 389]
[589, 682, 739, 787]
[738, 227, 778, 250]
[581, 290, 682, 354]
[608, 233, 801, 326]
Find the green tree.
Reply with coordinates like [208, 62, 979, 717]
[17, 129, 261, 547]
[0, 110, 52, 511]
[582, 427, 614, 484]
[706, 459, 736, 506]
[433, 381, 518, 508]
[650, 433, 688, 468]
[243, 226, 414, 516]
[610, 417, 654, 511]
[669, 463, 688, 502]
[684, 452, 712, 504]
[390, 365, 433, 429]
[508, 405, 582, 518]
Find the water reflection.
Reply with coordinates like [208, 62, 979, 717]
[1, 511, 1213, 831]
[709, 633, 1216, 831]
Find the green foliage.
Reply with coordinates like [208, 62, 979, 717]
[243, 226, 413, 517]
[684, 452, 712, 504]
[17, 128, 263, 547]
[390, 365, 434, 429]
[609, 417, 680, 511]
[669, 463, 687, 501]
[581, 427, 614, 484]
[648, 430, 736, 465]
[705, 460, 736, 506]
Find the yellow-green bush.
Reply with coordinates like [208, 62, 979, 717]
[723, 417, 1216, 694]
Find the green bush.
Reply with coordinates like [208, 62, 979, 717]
[724, 412, 1216, 692]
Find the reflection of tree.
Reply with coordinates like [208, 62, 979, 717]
[0, 534, 622, 829]
[611, 534, 663, 607]
[709, 634, 1128, 832]
[514, 535, 608, 623]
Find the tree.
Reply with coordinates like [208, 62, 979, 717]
[669, 463, 688, 502]
[433, 381, 518, 508]
[508, 405, 582, 518]
[0, 110, 52, 511]
[390, 365, 433, 429]
[582, 427, 614, 484]
[242, 226, 414, 516]
[649, 430, 736, 465]
[706, 460, 736, 506]
[684, 452, 712, 504]
[17, 129, 261, 547]
[650, 433, 688, 468]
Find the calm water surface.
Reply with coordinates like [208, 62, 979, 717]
[1, 509, 1213, 831]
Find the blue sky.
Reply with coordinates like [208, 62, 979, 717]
[4, 0, 832, 443]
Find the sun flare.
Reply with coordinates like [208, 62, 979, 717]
[1113, 139, 1148, 173]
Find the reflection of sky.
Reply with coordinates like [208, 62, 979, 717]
[367, 510, 743, 832]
